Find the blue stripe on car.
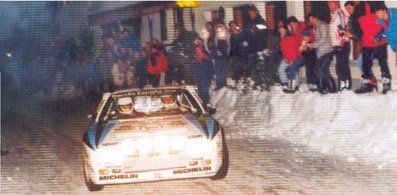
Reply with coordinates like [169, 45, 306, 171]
[86, 123, 98, 149]
[206, 118, 215, 139]
[184, 114, 207, 137]
[98, 121, 118, 147]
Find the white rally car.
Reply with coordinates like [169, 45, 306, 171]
[83, 86, 229, 191]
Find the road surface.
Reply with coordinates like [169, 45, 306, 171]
[2, 94, 397, 195]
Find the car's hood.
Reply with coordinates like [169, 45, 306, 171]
[96, 114, 217, 149]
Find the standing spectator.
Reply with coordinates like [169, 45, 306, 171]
[98, 48, 116, 92]
[228, 21, 244, 58]
[374, 4, 396, 94]
[328, 1, 352, 91]
[120, 29, 141, 52]
[243, 5, 268, 55]
[200, 22, 215, 54]
[277, 25, 303, 93]
[344, 1, 364, 75]
[228, 20, 245, 81]
[213, 21, 229, 90]
[191, 43, 214, 106]
[151, 37, 166, 55]
[287, 16, 318, 91]
[308, 13, 337, 94]
[134, 50, 148, 89]
[112, 57, 128, 90]
[355, 2, 391, 94]
[147, 43, 168, 87]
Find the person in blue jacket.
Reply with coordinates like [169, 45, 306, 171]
[375, 4, 396, 94]
[191, 39, 214, 106]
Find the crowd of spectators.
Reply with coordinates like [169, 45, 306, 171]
[11, 2, 397, 102]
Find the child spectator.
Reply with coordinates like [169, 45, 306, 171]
[278, 25, 303, 93]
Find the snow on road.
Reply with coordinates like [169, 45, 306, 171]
[212, 86, 397, 168]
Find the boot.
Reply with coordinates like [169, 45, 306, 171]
[382, 77, 391, 94]
[327, 78, 337, 93]
[346, 78, 352, 90]
[369, 76, 378, 91]
[355, 79, 375, 94]
[283, 80, 296, 93]
[338, 80, 346, 91]
[308, 83, 318, 92]
[317, 78, 328, 95]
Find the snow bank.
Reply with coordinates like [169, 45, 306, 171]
[212, 86, 397, 167]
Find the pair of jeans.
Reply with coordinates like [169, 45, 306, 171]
[303, 49, 317, 85]
[213, 56, 227, 89]
[362, 44, 391, 79]
[316, 52, 334, 80]
[278, 60, 300, 86]
[288, 57, 304, 80]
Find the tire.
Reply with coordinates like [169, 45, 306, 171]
[211, 129, 229, 180]
[84, 162, 104, 192]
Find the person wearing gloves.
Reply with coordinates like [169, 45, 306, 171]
[355, 2, 391, 94]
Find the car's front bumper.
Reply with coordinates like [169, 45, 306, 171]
[85, 157, 219, 185]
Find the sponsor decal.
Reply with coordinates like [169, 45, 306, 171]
[112, 89, 178, 98]
[102, 142, 119, 147]
[99, 174, 138, 181]
[188, 135, 203, 139]
[173, 166, 211, 175]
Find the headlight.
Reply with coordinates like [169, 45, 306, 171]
[153, 136, 170, 154]
[92, 148, 124, 164]
[137, 138, 153, 156]
[121, 139, 137, 155]
[185, 139, 214, 157]
[170, 135, 187, 152]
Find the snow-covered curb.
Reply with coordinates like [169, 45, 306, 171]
[212, 86, 397, 167]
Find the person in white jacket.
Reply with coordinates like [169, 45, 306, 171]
[328, 1, 352, 91]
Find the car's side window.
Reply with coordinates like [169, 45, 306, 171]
[99, 99, 113, 122]
[180, 93, 199, 113]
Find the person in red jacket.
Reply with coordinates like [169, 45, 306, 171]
[278, 25, 303, 93]
[147, 43, 168, 87]
[287, 16, 318, 91]
[355, 2, 392, 94]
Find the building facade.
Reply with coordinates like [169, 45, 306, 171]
[57, 1, 397, 65]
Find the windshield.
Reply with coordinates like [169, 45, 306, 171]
[102, 89, 200, 121]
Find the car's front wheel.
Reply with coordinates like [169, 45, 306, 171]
[211, 129, 229, 180]
[84, 162, 104, 192]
